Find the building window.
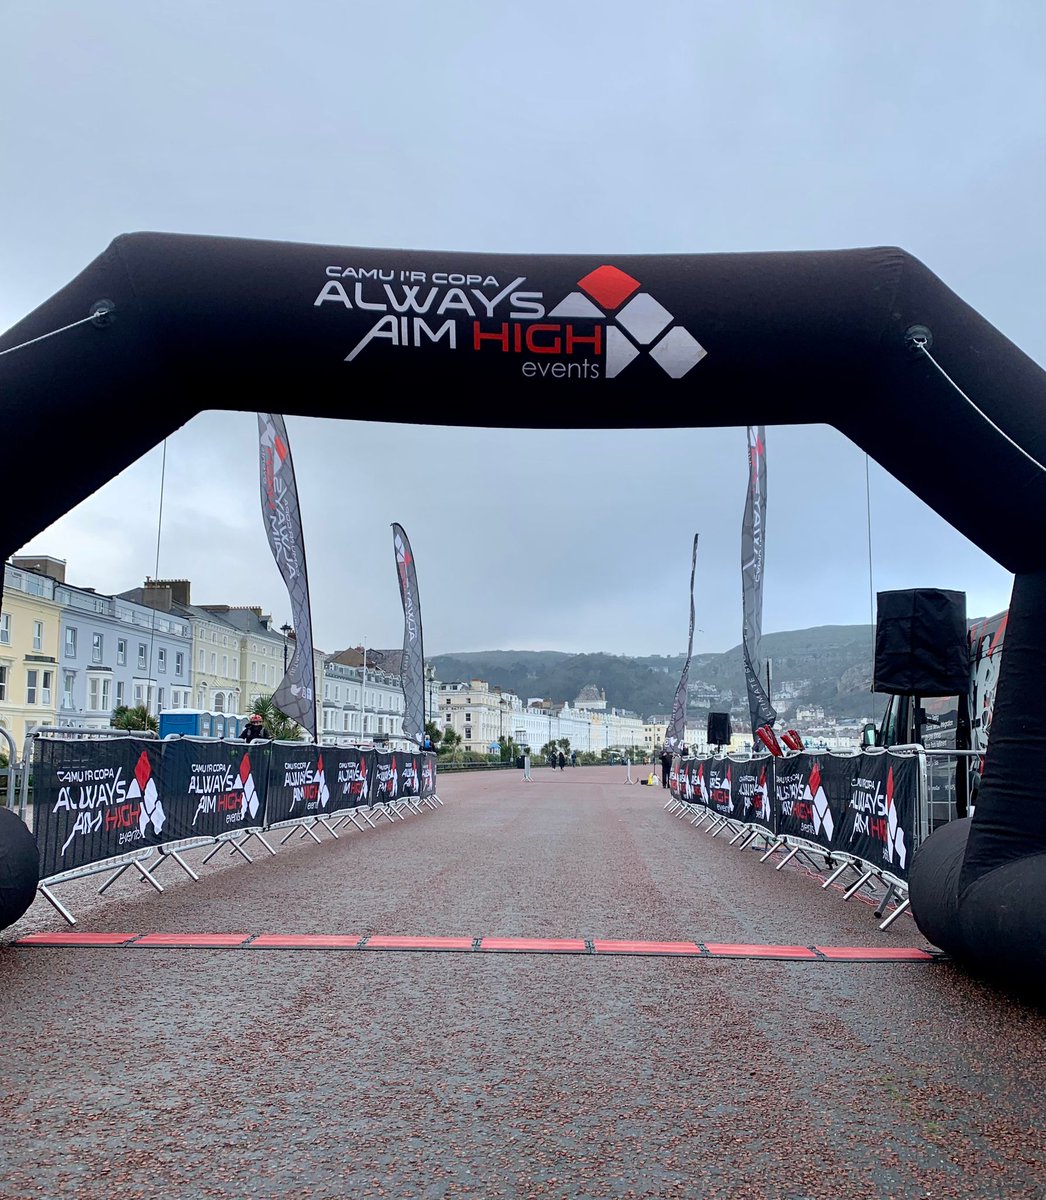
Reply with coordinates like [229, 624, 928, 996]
[88, 675, 111, 713]
[91, 632, 105, 663]
[117, 639, 127, 665]
[136, 644, 146, 670]
[157, 648, 167, 673]
[465, 712, 472, 722]
[63, 672, 75, 708]
[0, 665, 6, 701]
[222, 655, 228, 676]
[250, 661, 257, 683]
[157, 687, 164, 709]
[115, 681, 125, 707]
[175, 651, 184, 676]
[465, 727, 472, 739]
[33, 621, 44, 651]
[0, 614, 9, 644]
[213, 693, 225, 713]
[26, 670, 38, 704]
[209, 652, 217, 673]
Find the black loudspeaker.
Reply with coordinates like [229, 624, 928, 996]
[707, 712, 732, 745]
[874, 588, 968, 696]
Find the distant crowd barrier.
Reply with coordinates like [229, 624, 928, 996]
[30, 733, 439, 923]
[665, 748, 926, 929]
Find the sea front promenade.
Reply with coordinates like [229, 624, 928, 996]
[1, 766, 1043, 1199]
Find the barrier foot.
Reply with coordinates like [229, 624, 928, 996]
[243, 831, 277, 856]
[727, 824, 750, 846]
[317, 817, 339, 839]
[663, 797, 677, 811]
[98, 861, 135, 895]
[359, 809, 378, 828]
[735, 827, 760, 850]
[201, 840, 227, 865]
[39, 882, 77, 925]
[161, 849, 199, 882]
[132, 859, 164, 893]
[759, 838, 785, 863]
[874, 882, 900, 919]
[842, 868, 875, 900]
[432, 794, 444, 806]
[379, 806, 397, 823]
[774, 845, 801, 871]
[712, 818, 738, 839]
[878, 897, 911, 930]
[344, 811, 369, 831]
[821, 860, 854, 889]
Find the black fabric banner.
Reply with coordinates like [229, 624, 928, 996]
[392, 523, 426, 746]
[666, 533, 699, 751]
[263, 743, 332, 826]
[328, 747, 374, 812]
[372, 750, 407, 804]
[419, 752, 437, 799]
[741, 426, 778, 736]
[34, 737, 166, 880]
[158, 739, 269, 843]
[259, 413, 318, 740]
[735, 756, 775, 832]
[834, 752, 918, 882]
[773, 754, 841, 854]
[706, 757, 736, 819]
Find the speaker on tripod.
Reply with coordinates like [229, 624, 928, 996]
[707, 712, 732, 748]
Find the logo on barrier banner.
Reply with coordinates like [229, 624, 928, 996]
[375, 756, 399, 801]
[317, 263, 707, 382]
[808, 761, 834, 841]
[884, 768, 907, 869]
[709, 763, 733, 814]
[284, 756, 330, 814]
[740, 765, 770, 821]
[129, 752, 165, 838]
[421, 757, 434, 795]
[848, 764, 907, 869]
[401, 757, 419, 795]
[239, 755, 261, 822]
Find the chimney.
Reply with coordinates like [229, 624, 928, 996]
[148, 578, 191, 607]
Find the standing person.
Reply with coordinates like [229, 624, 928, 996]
[557, 749, 566, 771]
[571, 749, 577, 767]
[243, 713, 271, 742]
[660, 746, 673, 789]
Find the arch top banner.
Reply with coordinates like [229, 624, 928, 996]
[2, 232, 1045, 571]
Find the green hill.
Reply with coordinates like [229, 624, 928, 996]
[431, 624, 885, 725]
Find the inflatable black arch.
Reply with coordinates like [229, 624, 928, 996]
[2, 234, 1044, 986]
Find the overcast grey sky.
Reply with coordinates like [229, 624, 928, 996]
[2, 2, 1042, 657]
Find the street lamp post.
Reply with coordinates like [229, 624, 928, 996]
[280, 622, 292, 674]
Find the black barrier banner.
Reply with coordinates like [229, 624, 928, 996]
[399, 752, 422, 799]
[774, 754, 843, 854]
[328, 747, 373, 812]
[668, 754, 681, 798]
[419, 752, 437, 799]
[373, 750, 406, 804]
[159, 739, 269, 842]
[834, 752, 918, 882]
[34, 737, 166, 880]
[707, 757, 736, 818]
[735, 756, 775, 832]
[264, 743, 332, 826]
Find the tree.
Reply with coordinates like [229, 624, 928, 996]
[439, 728, 463, 758]
[498, 734, 520, 763]
[249, 693, 306, 741]
[111, 705, 158, 733]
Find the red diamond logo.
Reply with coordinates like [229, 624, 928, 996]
[134, 751, 152, 790]
[578, 265, 640, 311]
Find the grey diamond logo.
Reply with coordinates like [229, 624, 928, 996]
[649, 327, 707, 379]
[616, 293, 673, 345]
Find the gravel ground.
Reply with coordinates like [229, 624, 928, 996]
[0, 766, 1042, 1199]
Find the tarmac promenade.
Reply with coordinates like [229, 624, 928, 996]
[1, 766, 1043, 1199]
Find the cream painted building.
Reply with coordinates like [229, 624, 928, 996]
[0, 563, 61, 746]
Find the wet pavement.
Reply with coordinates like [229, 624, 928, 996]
[1, 766, 1043, 1199]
